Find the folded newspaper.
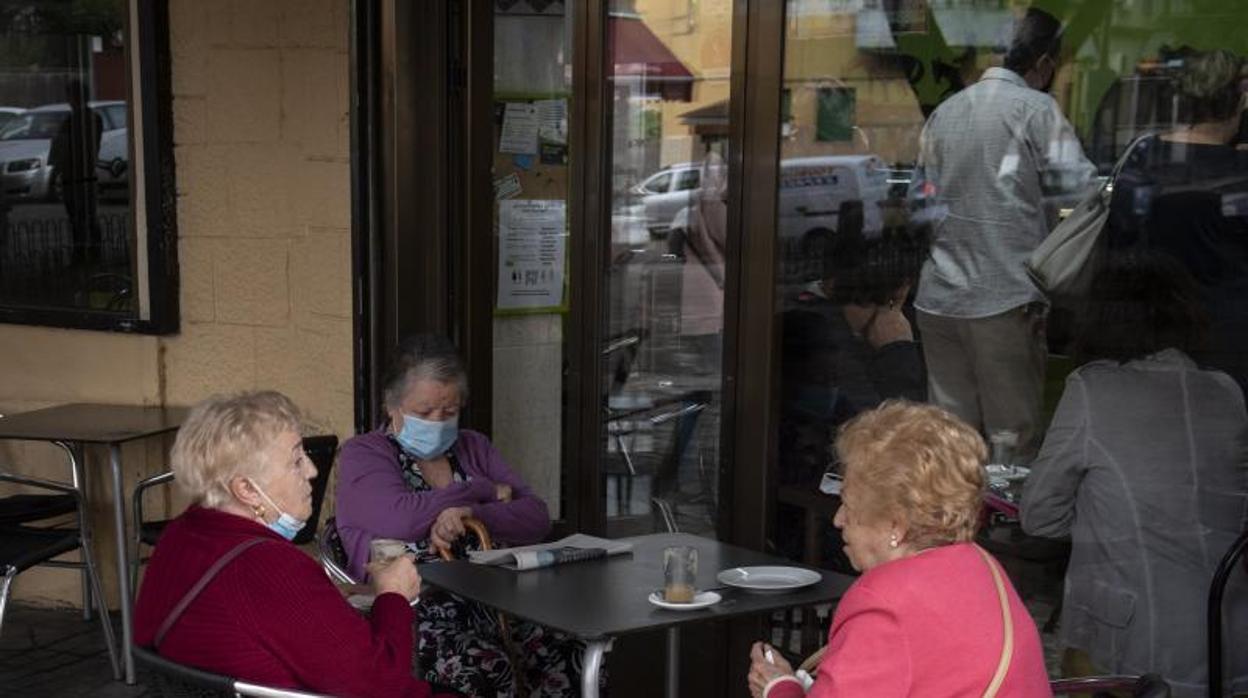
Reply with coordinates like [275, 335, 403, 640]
[467, 534, 633, 571]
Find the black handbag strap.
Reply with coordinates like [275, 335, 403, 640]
[154, 537, 269, 649]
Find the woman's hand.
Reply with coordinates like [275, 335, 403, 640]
[368, 554, 421, 602]
[747, 642, 795, 698]
[865, 308, 912, 349]
[430, 505, 472, 550]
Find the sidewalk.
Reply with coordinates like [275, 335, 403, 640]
[0, 603, 148, 697]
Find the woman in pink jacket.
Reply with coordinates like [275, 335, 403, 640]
[748, 401, 1052, 698]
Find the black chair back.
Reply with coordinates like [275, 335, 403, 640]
[1208, 529, 1248, 698]
[293, 435, 339, 545]
[133, 645, 234, 697]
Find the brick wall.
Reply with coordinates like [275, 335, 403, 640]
[0, 0, 355, 607]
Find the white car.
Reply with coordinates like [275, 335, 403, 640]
[635, 162, 702, 237]
[0, 100, 127, 202]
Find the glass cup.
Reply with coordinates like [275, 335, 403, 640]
[370, 538, 408, 566]
[662, 545, 698, 603]
[988, 429, 1019, 473]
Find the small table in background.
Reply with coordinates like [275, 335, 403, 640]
[420, 531, 855, 698]
[0, 402, 188, 684]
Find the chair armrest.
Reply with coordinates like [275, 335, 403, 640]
[133, 471, 175, 536]
[1051, 674, 1170, 697]
[0, 471, 80, 497]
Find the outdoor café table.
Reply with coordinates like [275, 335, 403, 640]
[0, 402, 188, 684]
[419, 531, 856, 698]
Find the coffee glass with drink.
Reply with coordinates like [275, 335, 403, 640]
[370, 538, 409, 566]
[663, 545, 698, 603]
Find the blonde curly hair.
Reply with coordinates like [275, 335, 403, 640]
[835, 400, 986, 550]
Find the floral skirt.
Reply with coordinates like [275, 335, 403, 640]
[415, 590, 603, 697]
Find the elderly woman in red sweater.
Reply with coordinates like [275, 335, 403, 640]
[748, 401, 1051, 698]
[133, 391, 455, 698]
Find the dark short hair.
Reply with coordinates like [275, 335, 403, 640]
[1004, 8, 1062, 76]
[381, 333, 468, 410]
[1073, 251, 1207, 364]
[822, 204, 920, 306]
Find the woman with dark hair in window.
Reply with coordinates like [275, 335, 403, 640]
[1109, 47, 1248, 392]
[1021, 252, 1248, 697]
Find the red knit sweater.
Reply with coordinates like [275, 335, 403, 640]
[134, 506, 450, 698]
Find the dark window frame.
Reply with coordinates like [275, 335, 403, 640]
[0, 0, 179, 334]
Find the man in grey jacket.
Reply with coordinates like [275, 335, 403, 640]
[913, 8, 1095, 459]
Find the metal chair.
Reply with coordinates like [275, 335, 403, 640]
[0, 449, 120, 679]
[793, 648, 1169, 696]
[133, 645, 330, 697]
[1050, 674, 1170, 697]
[605, 390, 710, 526]
[1208, 528, 1248, 698]
[133, 436, 340, 585]
[314, 516, 355, 585]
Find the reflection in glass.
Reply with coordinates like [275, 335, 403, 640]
[772, 0, 1248, 687]
[0, 3, 132, 313]
[604, 0, 732, 538]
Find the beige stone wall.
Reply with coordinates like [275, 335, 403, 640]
[0, 0, 354, 608]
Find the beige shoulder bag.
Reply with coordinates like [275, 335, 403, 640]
[975, 544, 1014, 698]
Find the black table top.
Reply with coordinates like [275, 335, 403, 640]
[419, 532, 856, 639]
[0, 403, 189, 444]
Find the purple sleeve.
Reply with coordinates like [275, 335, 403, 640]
[458, 432, 552, 546]
[336, 432, 497, 547]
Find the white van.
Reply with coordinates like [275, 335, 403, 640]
[641, 154, 892, 243]
[775, 155, 890, 242]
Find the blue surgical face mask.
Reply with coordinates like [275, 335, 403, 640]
[249, 480, 307, 541]
[396, 414, 459, 460]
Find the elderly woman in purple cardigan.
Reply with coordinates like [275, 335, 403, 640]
[336, 334, 583, 696]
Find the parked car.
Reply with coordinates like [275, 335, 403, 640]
[634, 162, 701, 237]
[640, 154, 893, 245]
[775, 155, 891, 242]
[0, 100, 127, 202]
[96, 127, 129, 201]
[0, 107, 24, 133]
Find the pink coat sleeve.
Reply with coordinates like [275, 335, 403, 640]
[806, 584, 912, 698]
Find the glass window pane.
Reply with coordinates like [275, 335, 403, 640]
[774, 0, 1248, 683]
[490, 0, 572, 520]
[0, 4, 134, 315]
[604, 0, 733, 538]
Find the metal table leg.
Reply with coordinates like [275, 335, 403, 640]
[580, 638, 612, 698]
[666, 626, 680, 698]
[109, 443, 136, 684]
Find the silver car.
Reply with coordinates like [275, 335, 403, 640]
[0, 100, 127, 202]
[636, 162, 701, 237]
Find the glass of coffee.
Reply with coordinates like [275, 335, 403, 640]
[370, 538, 408, 566]
[663, 545, 698, 603]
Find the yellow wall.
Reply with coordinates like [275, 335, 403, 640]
[0, 0, 354, 608]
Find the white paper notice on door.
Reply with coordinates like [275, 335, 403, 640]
[497, 200, 566, 311]
[499, 102, 540, 155]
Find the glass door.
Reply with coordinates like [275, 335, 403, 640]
[488, 1, 573, 521]
[601, 0, 735, 538]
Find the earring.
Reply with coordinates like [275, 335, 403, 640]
[253, 505, 266, 519]
[889, 534, 899, 548]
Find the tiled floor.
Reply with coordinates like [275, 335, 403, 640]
[0, 603, 149, 697]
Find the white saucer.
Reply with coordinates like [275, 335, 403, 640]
[648, 590, 721, 610]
